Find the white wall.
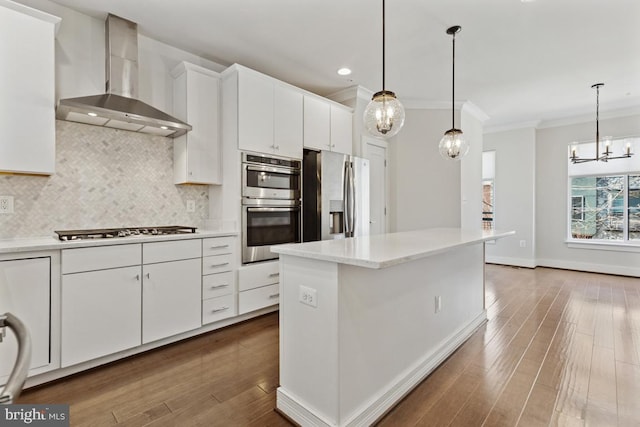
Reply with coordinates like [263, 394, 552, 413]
[484, 127, 536, 267]
[389, 108, 461, 232]
[460, 104, 485, 230]
[536, 113, 640, 276]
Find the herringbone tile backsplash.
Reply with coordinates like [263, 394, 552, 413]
[0, 121, 209, 238]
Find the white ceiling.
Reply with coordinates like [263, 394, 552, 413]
[42, 0, 640, 128]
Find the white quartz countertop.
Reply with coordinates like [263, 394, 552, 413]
[271, 227, 515, 269]
[0, 229, 238, 254]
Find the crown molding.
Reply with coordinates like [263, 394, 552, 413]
[327, 85, 373, 103]
[461, 101, 490, 123]
[536, 105, 640, 129]
[484, 120, 542, 134]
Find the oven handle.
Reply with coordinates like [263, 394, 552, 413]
[246, 165, 300, 175]
[247, 206, 300, 213]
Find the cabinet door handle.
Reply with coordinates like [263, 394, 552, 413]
[210, 306, 229, 313]
[145, 273, 150, 279]
[135, 274, 140, 281]
[210, 262, 229, 268]
[209, 244, 229, 250]
[210, 284, 229, 289]
[268, 272, 280, 278]
[268, 293, 280, 299]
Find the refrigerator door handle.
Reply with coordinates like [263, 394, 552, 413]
[344, 161, 356, 237]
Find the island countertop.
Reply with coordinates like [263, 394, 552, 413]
[271, 227, 515, 269]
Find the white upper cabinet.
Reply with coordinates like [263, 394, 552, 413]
[224, 64, 303, 159]
[0, 1, 60, 175]
[172, 62, 221, 184]
[330, 105, 353, 155]
[274, 83, 303, 159]
[237, 67, 274, 154]
[303, 95, 353, 155]
[303, 96, 330, 151]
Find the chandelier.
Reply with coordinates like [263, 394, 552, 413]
[570, 83, 633, 163]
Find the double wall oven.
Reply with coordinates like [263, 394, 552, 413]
[241, 152, 301, 264]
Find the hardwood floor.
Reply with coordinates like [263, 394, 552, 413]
[17, 265, 640, 426]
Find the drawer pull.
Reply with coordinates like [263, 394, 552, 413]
[268, 272, 280, 278]
[209, 244, 229, 250]
[210, 284, 229, 290]
[210, 306, 229, 313]
[268, 293, 280, 299]
[210, 262, 230, 268]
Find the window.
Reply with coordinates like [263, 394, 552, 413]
[483, 180, 494, 230]
[571, 195, 584, 221]
[570, 175, 637, 242]
[482, 151, 495, 230]
[568, 137, 640, 245]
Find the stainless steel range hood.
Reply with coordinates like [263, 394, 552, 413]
[56, 14, 191, 138]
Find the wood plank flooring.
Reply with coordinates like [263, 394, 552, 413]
[17, 265, 640, 426]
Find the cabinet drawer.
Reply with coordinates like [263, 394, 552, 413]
[143, 239, 201, 264]
[62, 244, 141, 274]
[202, 294, 236, 325]
[203, 254, 234, 275]
[238, 261, 279, 291]
[202, 236, 236, 256]
[238, 284, 279, 315]
[202, 271, 234, 299]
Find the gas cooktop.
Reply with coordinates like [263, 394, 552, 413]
[54, 226, 197, 241]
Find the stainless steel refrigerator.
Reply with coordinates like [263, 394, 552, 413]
[302, 149, 370, 241]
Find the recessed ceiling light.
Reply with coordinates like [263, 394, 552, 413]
[337, 68, 352, 76]
[87, 112, 98, 117]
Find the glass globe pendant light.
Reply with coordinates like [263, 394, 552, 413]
[363, 0, 405, 139]
[439, 25, 469, 160]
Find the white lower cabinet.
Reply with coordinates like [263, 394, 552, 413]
[238, 261, 279, 314]
[238, 283, 279, 315]
[61, 265, 141, 368]
[0, 256, 51, 382]
[142, 258, 201, 344]
[202, 294, 236, 325]
[61, 240, 203, 367]
[201, 237, 237, 325]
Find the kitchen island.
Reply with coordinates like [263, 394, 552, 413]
[272, 227, 514, 427]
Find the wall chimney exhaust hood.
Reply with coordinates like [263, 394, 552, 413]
[56, 14, 191, 137]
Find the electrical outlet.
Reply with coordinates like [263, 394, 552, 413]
[299, 285, 317, 308]
[186, 200, 196, 213]
[0, 196, 14, 214]
[519, 240, 526, 248]
[435, 295, 442, 313]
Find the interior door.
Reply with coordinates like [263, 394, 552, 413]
[363, 138, 387, 235]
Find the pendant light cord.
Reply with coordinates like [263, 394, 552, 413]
[451, 31, 456, 129]
[382, 0, 386, 91]
[595, 84, 600, 156]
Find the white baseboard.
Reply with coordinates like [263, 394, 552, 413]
[485, 255, 536, 268]
[277, 312, 488, 427]
[536, 258, 640, 277]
